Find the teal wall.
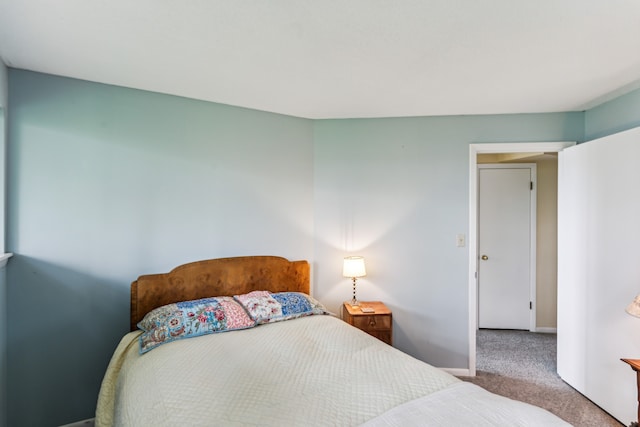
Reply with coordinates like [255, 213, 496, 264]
[0, 59, 6, 109]
[0, 59, 7, 427]
[0, 245, 5, 427]
[584, 87, 640, 141]
[4, 66, 640, 426]
[0, 267, 4, 427]
[6, 70, 315, 426]
[312, 113, 584, 369]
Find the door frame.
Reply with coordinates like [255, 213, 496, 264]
[477, 163, 537, 332]
[467, 142, 575, 376]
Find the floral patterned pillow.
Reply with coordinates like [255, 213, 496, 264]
[233, 291, 282, 323]
[234, 291, 330, 324]
[138, 296, 256, 354]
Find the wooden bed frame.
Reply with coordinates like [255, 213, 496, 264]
[130, 256, 310, 331]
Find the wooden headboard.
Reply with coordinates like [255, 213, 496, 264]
[130, 256, 310, 331]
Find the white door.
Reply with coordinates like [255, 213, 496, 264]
[557, 127, 640, 423]
[478, 164, 535, 330]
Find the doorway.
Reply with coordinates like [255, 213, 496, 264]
[467, 142, 574, 376]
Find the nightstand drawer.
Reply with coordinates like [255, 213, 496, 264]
[352, 314, 391, 331]
[369, 330, 392, 344]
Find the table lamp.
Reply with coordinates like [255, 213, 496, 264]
[627, 294, 640, 318]
[343, 256, 366, 307]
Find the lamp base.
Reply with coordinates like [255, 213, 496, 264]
[350, 277, 359, 307]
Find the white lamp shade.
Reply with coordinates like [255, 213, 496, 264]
[343, 256, 366, 278]
[626, 294, 640, 318]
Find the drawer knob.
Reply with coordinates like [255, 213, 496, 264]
[369, 319, 376, 327]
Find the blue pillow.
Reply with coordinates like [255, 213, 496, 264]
[137, 296, 256, 354]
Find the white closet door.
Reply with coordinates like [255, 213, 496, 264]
[557, 144, 589, 392]
[557, 127, 640, 424]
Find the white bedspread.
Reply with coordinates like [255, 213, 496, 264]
[362, 382, 570, 426]
[96, 315, 569, 426]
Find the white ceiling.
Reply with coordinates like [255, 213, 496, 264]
[1, 0, 639, 119]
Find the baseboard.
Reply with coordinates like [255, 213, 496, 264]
[59, 418, 94, 427]
[535, 327, 557, 333]
[441, 367, 471, 377]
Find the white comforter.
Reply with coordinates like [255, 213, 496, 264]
[96, 315, 569, 426]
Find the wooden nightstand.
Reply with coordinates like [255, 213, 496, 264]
[342, 301, 392, 345]
[621, 358, 640, 425]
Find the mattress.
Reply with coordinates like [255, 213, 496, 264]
[96, 314, 569, 426]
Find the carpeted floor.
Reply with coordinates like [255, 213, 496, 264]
[459, 329, 624, 427]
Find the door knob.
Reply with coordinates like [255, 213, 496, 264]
[481, 255, 489, 260]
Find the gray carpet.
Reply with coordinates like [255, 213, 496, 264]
[459, 329, 623, 427]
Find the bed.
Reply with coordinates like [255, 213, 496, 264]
[96, 256, 570, 426]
